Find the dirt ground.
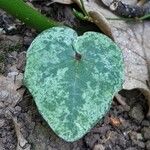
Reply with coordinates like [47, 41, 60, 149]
[0, 1, 150, 150]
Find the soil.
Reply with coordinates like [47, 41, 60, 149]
[0, 1, 150, 150]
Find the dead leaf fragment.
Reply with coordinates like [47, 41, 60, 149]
[0, 74, 29, 150]
[109, 116, 122, 126]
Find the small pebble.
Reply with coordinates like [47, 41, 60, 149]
[142, 127, 150, 140]
[129, 104, 144, 123]
[15, 106, 21, 112]
[146, 141, 150, 150]
[126, 148, 137, 150]
[135, 141, 145, 148]
[93, 144, 105, 150]
[136, 133, 143, 140]
[84, 133, 100, 149]
[0, 90, 9, 100]
[0, 28, 5, 34]
[142, 120, 150, 127]
[129, 131, 143, 141]
[23, 36, 33, 46]
[114, 145, 121, 150]
[7, 71, 18, 78]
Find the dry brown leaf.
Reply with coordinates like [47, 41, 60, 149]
[73, 0, 113, 38]
[73, 0, 141, 38]
[101, 0, 138, 6]
[0, 74, 27, 149]
[52, 0, 114, 38]
[0, 75, 24, 108]
[73, 0, 150, 116]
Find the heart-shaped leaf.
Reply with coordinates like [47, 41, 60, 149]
[24, 26, 124, 142]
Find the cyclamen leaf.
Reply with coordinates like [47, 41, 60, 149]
[24, 26, 124, 142]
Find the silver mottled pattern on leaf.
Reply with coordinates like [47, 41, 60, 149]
[24, 26, 124, 141]
[81, 0, 150, 116]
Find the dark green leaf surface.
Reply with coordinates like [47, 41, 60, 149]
[24, 27, 124, 142]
